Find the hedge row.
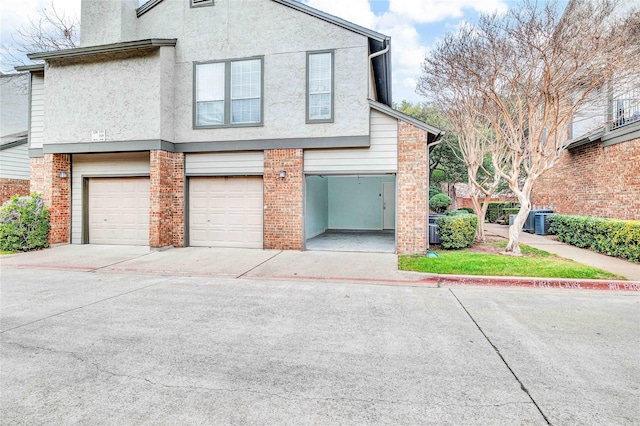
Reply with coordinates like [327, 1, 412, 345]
[486, 202, 520, 223]
[548, 214, 639, 263]
[435, 214, 478, 249]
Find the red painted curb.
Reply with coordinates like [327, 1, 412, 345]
[0, 264, 96, 272]
[436, 275, 640, 292]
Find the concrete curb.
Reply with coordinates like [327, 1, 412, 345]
[2, 264, 638, 292]
[435, 274, 640, 292]
[245, 273, 640, 292]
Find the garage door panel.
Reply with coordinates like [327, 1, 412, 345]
[189, 177, 263, 248]
[89, 177, 149, 246]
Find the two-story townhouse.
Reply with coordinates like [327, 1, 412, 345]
[16, 0, 443, 253]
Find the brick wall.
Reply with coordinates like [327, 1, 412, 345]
[532, 138, 640, 220]
[0, 178, 30, 204]
[32, 154, 71, 245]
[30, 157, 46, 195]
[149, 150, 185, 248]
[263, 149, 304, 250]
[397, 121, 429, 254]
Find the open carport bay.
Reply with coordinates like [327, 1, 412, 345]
[305, 175, 396, 252]
[2, 266, 638, 424]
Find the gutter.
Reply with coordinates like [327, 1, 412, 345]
[368, 42, 390, 100]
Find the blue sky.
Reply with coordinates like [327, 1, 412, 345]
[0, 0, 559, 103]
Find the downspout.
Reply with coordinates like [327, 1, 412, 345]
[426, 132, 445, 251]
[368, 42, 390, 99]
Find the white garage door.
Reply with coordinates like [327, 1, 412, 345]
[189, 177, 263, 248]
[88, 178, 150, 245]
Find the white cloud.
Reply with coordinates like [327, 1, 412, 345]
[304, 0, 377, 29]
[388, 0, 508, 24]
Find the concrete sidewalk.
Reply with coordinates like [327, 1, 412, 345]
[2, 242, 637, 292]
[484, 223, 640, 281]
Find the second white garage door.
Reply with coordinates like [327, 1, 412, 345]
[189, 177, 263, 248]
[88, 177, 150, 245]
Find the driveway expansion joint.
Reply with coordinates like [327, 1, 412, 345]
[235, 251, 283, 279]
[449, 288, 552, 425]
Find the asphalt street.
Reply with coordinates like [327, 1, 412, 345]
[1, 267, 639, 425]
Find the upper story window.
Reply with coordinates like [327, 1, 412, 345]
[307, 50, 334, 123]
[191, 0, 213, 7]
[194, 57, 263, 128]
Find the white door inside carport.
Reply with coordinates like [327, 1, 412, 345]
[88, 177, 150, 245]
[189, 176, 263, 248]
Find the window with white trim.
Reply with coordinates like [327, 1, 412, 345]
[307, 51, 334, 123]
[194, 58, 263, 128]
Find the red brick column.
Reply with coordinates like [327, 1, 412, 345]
[0, 179, 30, 204]
[172, 153, 185, 247]
[150, 150, 185, 248]
[40, 154, 71, 245]
[397, 121, 429, 255]
[263, 149, 304, 250]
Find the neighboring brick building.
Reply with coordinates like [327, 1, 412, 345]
[532, 137, 640, 220]
[531, 80, 640, 222]
[17, 0, 442, 253]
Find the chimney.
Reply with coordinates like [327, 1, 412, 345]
[80, 0, 138, 47]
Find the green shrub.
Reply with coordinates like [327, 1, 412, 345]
[429, 185, 443, 200]
[486, 202, 520, 223]
[457, 207, 475, 214]
[435, 214, 478, 249]
[430, 193, 452, 214]
[549, 214, 639, 263]
[0, 194, 50, 252]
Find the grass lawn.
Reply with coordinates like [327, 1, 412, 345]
[399, 241, 624, 280]
[0, 251, 13, 255]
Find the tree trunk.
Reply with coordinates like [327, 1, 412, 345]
[505, 188, 532, 255]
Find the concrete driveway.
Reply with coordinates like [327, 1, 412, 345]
[1, 265, 639, 424]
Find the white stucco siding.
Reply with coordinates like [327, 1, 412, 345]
[71, 152, 150, 244]
[0, 144, 30, 179]
[44, 50, 167, 144]
[304, 109, 398, 174]
[185, 152, 264, 175]
[134, 0, 370, 143]
[29, 73, 45, 149]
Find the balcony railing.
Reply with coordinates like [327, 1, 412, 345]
[611, 90, 640, 130]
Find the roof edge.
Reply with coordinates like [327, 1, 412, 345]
[27, 39, 178, 61]
[137, 0, 164, 17]
[564, 127, 604, 149]
[14, 64, 45, 72]
[369, 100, 443, 136]
[271, 0, 389, 42]
[0, 136, 28, 151]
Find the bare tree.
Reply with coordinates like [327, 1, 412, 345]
[419, 0, 639, 254]
[419, 25, 506, 242]
[2, 1, 79, 69]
